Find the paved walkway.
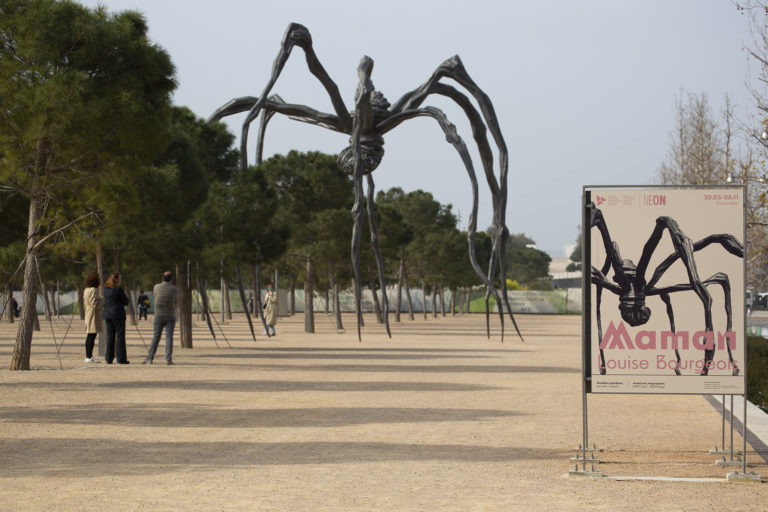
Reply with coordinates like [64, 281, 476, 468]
[709, 392, 768, 466]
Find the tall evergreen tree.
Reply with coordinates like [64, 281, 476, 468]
[0, 0, 176, 369]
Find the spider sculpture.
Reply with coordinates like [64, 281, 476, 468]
[590, 202, 743, 376]
[208, 23, 522, 341]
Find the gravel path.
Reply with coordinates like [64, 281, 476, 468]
[0, 312, 766, 511]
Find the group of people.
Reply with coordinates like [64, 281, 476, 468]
[82, 271, 279, 364]
[83, 271, 179, 365]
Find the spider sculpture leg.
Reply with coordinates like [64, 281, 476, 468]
[349, 57, 375, 341]
[591, 266, 621, 375]
[651, 272, 739, 376]
[596, 284, 607, 375]
[382, 56, 521, 341]
[366, 173, 390, 336]
[637, 218, 743, 375]
[658, 292, 682, 376]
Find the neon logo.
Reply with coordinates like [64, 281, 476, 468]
[641, 194, 666, 206]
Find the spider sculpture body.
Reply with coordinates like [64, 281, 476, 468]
[590, 202, 743, 376]
[209, 23, 522, 340]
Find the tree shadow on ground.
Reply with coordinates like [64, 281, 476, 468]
[0, 379, 501, 393]
[0, 438, 565, 478]
[0, 403, 521, 429]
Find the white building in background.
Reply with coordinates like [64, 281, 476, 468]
[549, 244, 581, 289]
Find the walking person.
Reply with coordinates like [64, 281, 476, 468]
[263, 282, 278, 336]
[143, 271, 178, 365]
[102, 272, 130, 364]
[83, 270, 103, 363]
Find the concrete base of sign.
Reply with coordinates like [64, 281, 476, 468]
[573, 445, 603, 452]
[570, 455, 600, 463]
[568, 468, 603, 478]
[716, 458, 743, 468]
[709, 447, 741, 455]
[726, 471, 761, 482]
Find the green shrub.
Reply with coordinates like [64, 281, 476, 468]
[747, 336, 768, 409]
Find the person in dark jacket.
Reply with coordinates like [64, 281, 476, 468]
[102, 272, 130, 364]
[137, 290, 150, 320]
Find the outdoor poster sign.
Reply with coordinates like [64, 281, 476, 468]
[584, 186, 746, 395]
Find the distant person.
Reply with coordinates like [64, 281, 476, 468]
[143, 271, 178, 365]
[263, 282, 277, 336]
[137, 290, 150, 320]
[82, 270, 103, 363]
[11, 297, 20, 318]
[102, 272, 130, 364]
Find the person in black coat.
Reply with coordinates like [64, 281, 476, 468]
[102, 272, 130, 364]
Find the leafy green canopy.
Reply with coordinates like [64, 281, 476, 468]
[0, 0, 176, 224]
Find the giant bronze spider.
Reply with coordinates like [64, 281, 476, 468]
[208, 23, 521, 340]
[590, 202, 743, 376]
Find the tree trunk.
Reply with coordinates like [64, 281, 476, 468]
[55, 281, 61, 317]
[11, 188, 44, 370]
[290, 275, 296, 316]
[177, 263, 193, 348]
[255, 263, 270, 335]
[304, 256, 314, 333]
[325, 286, 330, 314]
[403, 264, 414, 321]
[48, 286, 56, 318]
[466, 287, 473, 314]
[255, 264, 263, 310]
[126, 287, 137, 326]
[440, 285, 446, 317]
[331, 272, 343, 330]
[396, 247, 405, 323]
[76, 284, 85, 320]
[251, 274, 258, 315]
[432, 285, 438, 319]
[421, 278, 428, 320]
[4, 284, 13, 324]
[236, 264, 256, 341]
[370, 278, 383, 323]
[224, 279, 232, 320]
[96, 244, 106, 356]
[40, 282, 51, 322]
[352, 278, 365, 327]
[220, 260, 226, 323]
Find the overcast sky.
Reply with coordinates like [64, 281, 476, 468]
[81, 0, 758, 257]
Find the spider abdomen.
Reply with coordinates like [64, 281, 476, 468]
[619, 295, 651, 326]
[337, 134, 385, 175]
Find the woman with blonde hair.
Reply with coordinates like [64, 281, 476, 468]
[83, 270, 103, 363]
[102, 272, 130, 364]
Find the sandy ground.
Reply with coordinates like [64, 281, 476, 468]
[0, 311, 767, 511]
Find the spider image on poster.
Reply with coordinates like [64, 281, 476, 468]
[589, 200, 744, 377]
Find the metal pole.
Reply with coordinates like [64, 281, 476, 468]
[581, 191, 591, 471]
[721, 394, 726, 450]
[730, 395, 735, 460]
[274, 269, 279, 316]
[582, 381, 588, 470]
[743, 395, 748, 474]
